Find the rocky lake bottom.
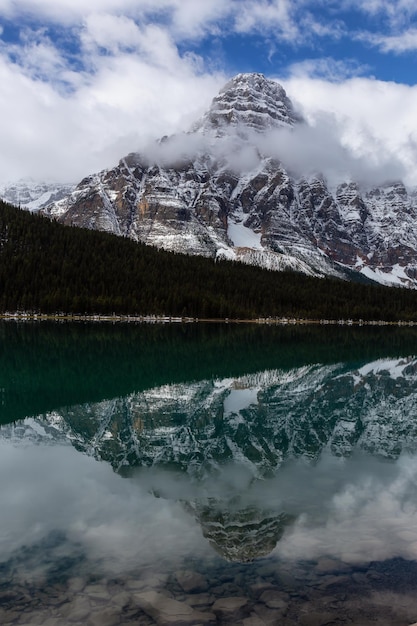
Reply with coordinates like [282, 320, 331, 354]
[2, 541, 417, 626]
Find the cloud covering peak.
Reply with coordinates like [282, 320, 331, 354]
[0, 1, 417, 186]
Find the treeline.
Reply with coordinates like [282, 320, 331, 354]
[1, 199, 417, 320]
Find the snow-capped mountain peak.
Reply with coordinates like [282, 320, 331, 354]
[193, 72, 302, 136]
[0, 179, 75, 212]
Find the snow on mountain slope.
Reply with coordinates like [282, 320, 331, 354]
[36, 73, 417, 287]
[0, 180, 75, 211]
[192, 72, 302, 135]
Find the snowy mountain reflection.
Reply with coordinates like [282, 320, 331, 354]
[3, 354, 417, 563]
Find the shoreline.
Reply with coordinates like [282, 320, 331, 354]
[0, 312, 416, 326]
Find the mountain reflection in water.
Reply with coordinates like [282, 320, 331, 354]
[3, 345, 417, 563]
[3, 323, 417, 625]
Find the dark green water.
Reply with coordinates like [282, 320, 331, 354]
[2, 320, 417, 424]
[2, 321, 417, 625]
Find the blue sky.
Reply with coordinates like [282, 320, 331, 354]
[1, 0, 417, 185]
[183, 4, 417, 85]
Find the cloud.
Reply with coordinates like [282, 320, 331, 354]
[0, 0, 233, 39]
[258, 120, 406, 186]
[81, 14, 143, 55]
[166, 0, 230, 40]
[0, 442, 211, 575]
[231, 0, 345, 46]
[3, 437, 417, 575]
[1, 27, 70, 85]
[345, 0, 417, 46]
[1, 0, 150, 24]
[1, 0, 417, 187]
[0, 1, 238, 184]
[363, 28, 417, 53]
[274, 453, 417, 564]
[139, 95, 407, 189]
[0, 31, 225, 183]
[234, 0, 299, 39]
[345, 0, 417, 22]
[0, 0, 350, 51]
[288, 57, 370, 82]
[1, 25, 417, 190]
[281, 75, 417, 186]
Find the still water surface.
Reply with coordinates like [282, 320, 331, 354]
[2, 322, 417, 625]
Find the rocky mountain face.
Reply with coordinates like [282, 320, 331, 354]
[0, 180, 75, 211]
[41, 72, 417, 287]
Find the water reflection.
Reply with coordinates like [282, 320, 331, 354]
[2, 320, 417, 424]
[3, 324, 417, 624]
[3, 354, 417, 564]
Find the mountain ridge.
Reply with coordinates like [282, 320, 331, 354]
[0, 179, 75, 211]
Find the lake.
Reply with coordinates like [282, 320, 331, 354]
[1, 321, 417, 625]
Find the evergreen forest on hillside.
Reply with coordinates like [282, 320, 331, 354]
[1, 199, 417, 321]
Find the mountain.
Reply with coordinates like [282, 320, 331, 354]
[5, 197, 417, 320]
[41, 73, 417, 288]
[0, 179, 75, 211]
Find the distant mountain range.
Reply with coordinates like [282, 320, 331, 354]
[3, 73, 417, 287]
[0, 180, 74, 211]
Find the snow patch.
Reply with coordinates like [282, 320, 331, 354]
[357, 357, 411, 379]
[228, 219, 262, 249]
[359, 264, 412, 287]
[224, 387, 259, 417]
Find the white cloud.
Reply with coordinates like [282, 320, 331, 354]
[0, 443, 210, 574]
[234, 0, 298, 38]
[144, 114, 406, 189]
[3, 438, 417, 573]
[336, 1, 417, 53]
[363, 28, 417, 53]
[1, 0, 147, 23]
[0, 42, 225, 183]
[231, 0, 348, 45]
[3, 28, 69, 84]
[345, 0, 417, 20]
[1, 0, 417, 187]
[0, 1, 239, 184]
[281, 75, 417, 186]
[288, 57, 370, 81]
[1, 40, 417, 188]
[0, 0, 234, 39]
[143, 70, 417, 188]
[274, 453, 417, 564]
[259, 120, 405, 187]
[0, 0, 342, 46]
[167, 0, 230, 40]
[81, 14, 143, 55]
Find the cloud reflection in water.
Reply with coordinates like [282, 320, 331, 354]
[2, 352, 417, 569]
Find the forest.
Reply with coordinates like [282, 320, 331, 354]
[1, 198, 417, 321]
